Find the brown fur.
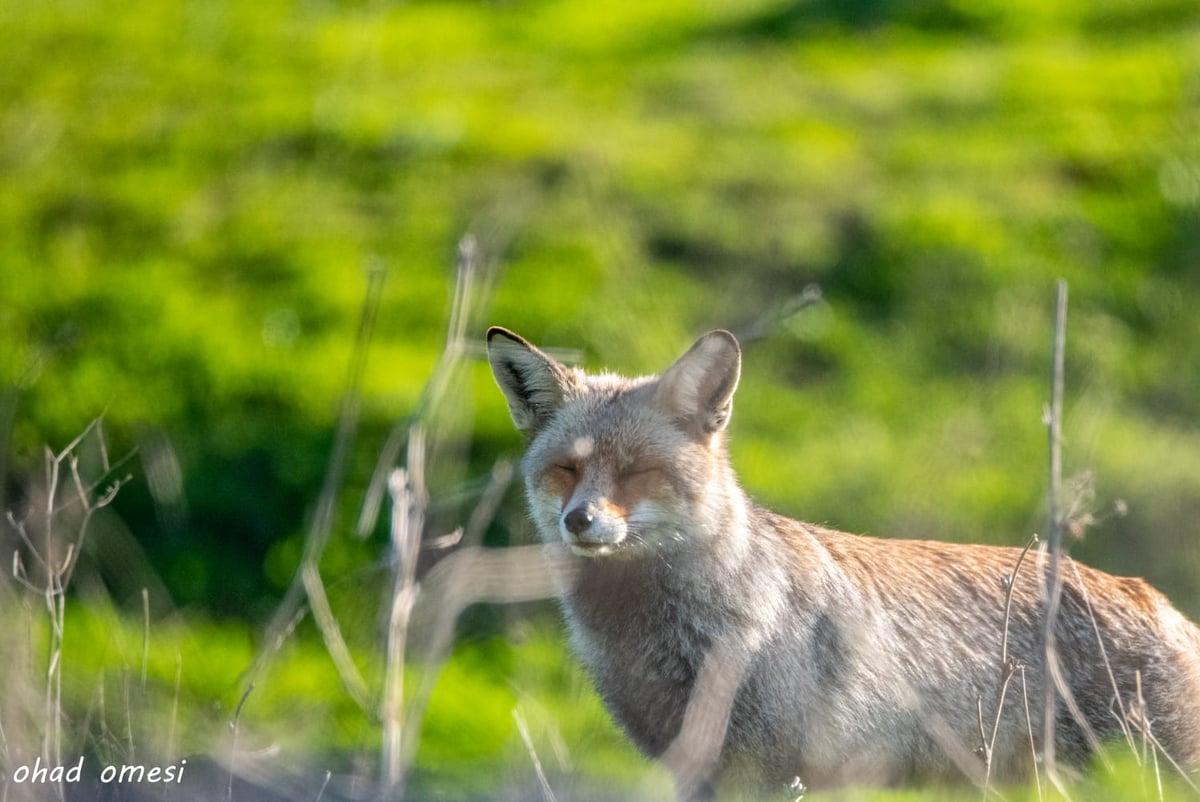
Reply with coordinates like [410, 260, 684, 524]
[487, 326, 1200, 800]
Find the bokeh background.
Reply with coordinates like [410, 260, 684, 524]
[2, 0, 1199, 799]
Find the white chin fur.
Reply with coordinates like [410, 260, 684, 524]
[568, 542, 616, 558]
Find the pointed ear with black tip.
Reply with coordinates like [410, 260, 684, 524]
[654, 330, 742, 440]
[487, 327, 573, 438]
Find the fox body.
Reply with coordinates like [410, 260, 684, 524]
[487, 326, 1200, 798]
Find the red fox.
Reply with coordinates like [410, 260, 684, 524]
[486, 326, 1200, 800]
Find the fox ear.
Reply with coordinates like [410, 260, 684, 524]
[487, 327, 573, 437]
[655, 330, 741, 439]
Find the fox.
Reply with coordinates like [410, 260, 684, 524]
[486, 325, 1200, 800]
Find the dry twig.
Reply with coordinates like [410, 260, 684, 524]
[1041, 279, 1069, 788]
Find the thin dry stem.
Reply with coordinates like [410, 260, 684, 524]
[380, 430, 428, 800]
[358, 234, 494, 539]
[981, 533, 1037, 799]
[228, 683, 254, 802]
[1041, 279, 1069, 785]
[302, 563, 370, 710]
[732, 284, 824, 346]
[513, 706, 558, 802]
[168, 652, 182, 767]
[140, 588, 150, 691]
[398, 543, 566, 779]
[20, 423, 130, 797]
[1065, 558, 1136, 757]
[249, 268, 385, 701]
[391, 459, 515, 765]
[315, 770, 333, 802]
[976, 696, 989, 769]
[1019, 667, 1043, 802]
[1001, 534, 1039, 666]
[1038, 590, 1109, 769]
[122, 671, 134, 759]
[1125, 670, 1200, 795]
[462, 460, 514, 548]
[373, 239, 508, 798]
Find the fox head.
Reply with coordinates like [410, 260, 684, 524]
[487, 326, 742, 557]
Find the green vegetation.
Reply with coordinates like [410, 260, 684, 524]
[2, 0, 1199, 798]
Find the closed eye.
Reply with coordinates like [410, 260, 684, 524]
[553, 463, 578, 476]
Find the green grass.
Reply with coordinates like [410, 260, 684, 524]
[30, 596, 1200, 801]
[2, 0, 1200, 797]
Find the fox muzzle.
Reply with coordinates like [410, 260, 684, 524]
[560, 500, 626, 554]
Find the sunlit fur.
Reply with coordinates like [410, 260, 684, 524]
[487, 326, 1200, 801]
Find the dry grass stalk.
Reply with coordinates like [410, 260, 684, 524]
[4, 419, 131, 801]
[1041, 279, 1069, 789]
[228, 683, 254, 802]
[248, 265, 386, 709]
[980, 535, 1038, 798]
[513, 706, 558, 802]
[380, 431, 426, 800]
[1019, 666, 1043, 802]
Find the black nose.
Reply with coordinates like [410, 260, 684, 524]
[563, 506, 593, 535]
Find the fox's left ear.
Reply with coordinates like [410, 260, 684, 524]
[655, 330, 741, 440]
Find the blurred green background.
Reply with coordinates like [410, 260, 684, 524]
[2, 0, 1199, 798]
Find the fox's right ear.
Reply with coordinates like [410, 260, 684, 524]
[486, 327, 573, 438]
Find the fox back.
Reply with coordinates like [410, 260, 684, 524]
[486, 326, 1200, 800]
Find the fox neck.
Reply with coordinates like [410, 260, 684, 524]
[558, 477, 793, 757]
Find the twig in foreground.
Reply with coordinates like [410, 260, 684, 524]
[1041, 279, 1068, 791]
[513, 706, 558, 802]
